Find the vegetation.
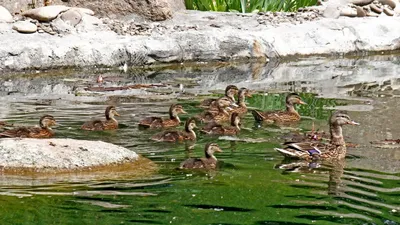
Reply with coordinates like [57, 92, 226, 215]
[184, 0, 318, 13]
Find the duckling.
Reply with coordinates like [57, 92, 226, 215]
[151, 117, 197, 142]
[252, 93, 306, 123]
[198, 97, 235, 123]
[274, 111, 359, 160]
[200, 85, 239, 108]
[231, 87, 252, 116]
[201, 112, 241, 135]
[179, 143, 223, 169]
[138, 104, 187, 129]
[81, 106, 120, 131]
[0, 115, 57, 138]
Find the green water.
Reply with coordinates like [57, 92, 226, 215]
[0, 60, 400, 224]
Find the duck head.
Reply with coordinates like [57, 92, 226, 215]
[170, 104, 187, 120]
[205, 143, 223, 159]
[40, 115, 57, 129]
[105, 106, 120, 120]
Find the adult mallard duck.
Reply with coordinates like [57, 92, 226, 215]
[151, 117, 197, 142]
[252, 93, 306, 123]
[138, 104, 187, 129]
[274, 111, 359, 160]
[201, 112, 241, 135]
[0, 115, 57, 138]
[200, 85, 239, 108]
[179, 143, 223, 169]
[81, 106, 120, 131]
[231, 87, 252, 116]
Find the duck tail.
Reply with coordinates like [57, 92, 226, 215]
[251, 110, 264, 122]
[274, 148, 299, 158]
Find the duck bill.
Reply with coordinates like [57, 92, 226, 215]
[348, 120, 360, 125]
[114, 112, 121, 117]
[299, 100, 307, 105]
[180, 109, 188, 114]
[216, 148, 223, 153]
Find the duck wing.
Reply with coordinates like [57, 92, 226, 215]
[179, 158, 206, 169]
[81, 119, 105, 131]
[151, 130, 184, 142]
[0, 127, 43, 138]
[138, 116, 164, 128]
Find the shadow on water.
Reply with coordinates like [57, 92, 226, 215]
[0, 54, 399, 224]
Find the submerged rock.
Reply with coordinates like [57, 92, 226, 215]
[0, 138, 139, 171]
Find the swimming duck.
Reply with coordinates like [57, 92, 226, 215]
[151, 117, 197, 142]
[201, 112, 241, 135]
[198, 97, 235, 123]
[200, 85, 239, 109]
[231, 87, 252, 116]
[274, 111, 359, 160]
[0, 115, 57, 138]
[138, 104, 187, 129]
[179, 143, 223, 169]
[81, 106, 120, 131]
[252, 93, 306, 123]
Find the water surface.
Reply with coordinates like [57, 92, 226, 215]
[0, 55, 399, 224]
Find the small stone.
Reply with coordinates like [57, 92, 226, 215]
[60, 9, 82, 27]
[22, 5, 70, 22]
[12, 21, 38, 33]
[0, 6, 13, 23]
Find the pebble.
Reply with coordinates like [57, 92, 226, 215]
[12, 21, 38, 33]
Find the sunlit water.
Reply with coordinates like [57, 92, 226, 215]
[0, 55, 399, 224]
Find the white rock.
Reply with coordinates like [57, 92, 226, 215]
[0, 138, 139, 170]
[73, 7, 95, 16]
[60, 9, 82, 27]
[22, 5, 70, 22]
[12, 21, 37, 33]
[0, 6, 13, 23]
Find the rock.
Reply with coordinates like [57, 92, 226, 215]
[350, 0, 375, 6]
[22, 5, 70, 22]
[73, 7, 95, 15]
[60, 8, 82, 26]
[59, 0, 184, 21]
[0, 6, 13, 23]
[0, 138, 139, 171]
[12, 21, 37, 33]
[50, 17, 74, 34]
[340, 6, 358, 17]
[323, 0, 345, 18]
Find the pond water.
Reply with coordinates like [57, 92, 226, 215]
[0, 55, 399, 224]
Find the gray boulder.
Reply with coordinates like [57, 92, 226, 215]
[0, 138, 138, 171]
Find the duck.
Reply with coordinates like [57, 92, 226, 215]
[179, 143, 223, 169]
[252, 93, 306, 123]
[231, 87, 252, 116]
[138, 104, 187, 129]
[201, 112, 241, 135]
[151, 117, 197, 142]
[274, 111, 359, 160]
[81, 106, 120, 131]
[0, 115, 57, 138]
[197, 97, 234, 123]
[200, 85, 239, 109]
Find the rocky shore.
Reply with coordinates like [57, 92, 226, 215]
[0, 3, 400, 72]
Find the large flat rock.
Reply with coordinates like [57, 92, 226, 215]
[1, 11, 400, 71]
[0, 138, 139, 171]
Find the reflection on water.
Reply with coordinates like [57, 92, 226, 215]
[0, 55, 399, 224]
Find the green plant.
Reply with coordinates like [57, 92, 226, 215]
[185, 0, 318, 13]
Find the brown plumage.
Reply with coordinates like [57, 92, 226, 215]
[0, 115, 57, 138]
[151, 117, 197, 142]
[179, 143, 223, 169]
[274, 111, 359, 160]
[138, 104, 187, 129]
[81, 106, 120, 131]
[200, 85, 239, 109]
[201, 112, 241, 135]
[231, 87, 252, 116]
[252, 93, 306, 123]
[198, 97, 235, 123]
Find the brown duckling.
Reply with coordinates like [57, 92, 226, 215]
[274, 111, 359, 160]
[252, 93, 306, 123]
[179, 143, 223, 169]
[198, 97, 234, 123]
[231, 87, 252, 116]
[201, 112, 241, 135]
[138, 104, 187, 129]
[0, 115, 57, 138]
[81, 106, 120, 131]
[200, 85, 239, 109]
[151, 117, 197, 142]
